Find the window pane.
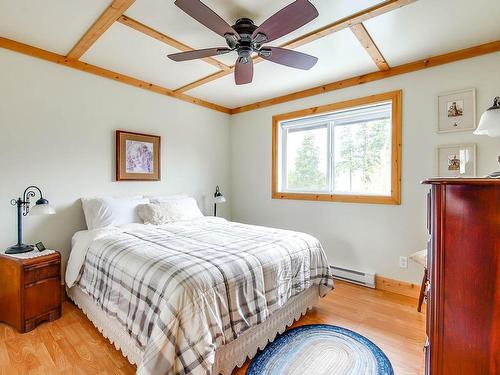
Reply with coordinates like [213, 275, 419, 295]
[334, 118, 391, 195]
[285, 126, 328, 191]
[276, 98, 398, 203]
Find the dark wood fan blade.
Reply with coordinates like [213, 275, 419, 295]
[235, 58, 254, 85]
[168, 48, 231, 62]
[175, 0, 238, 38]
[260, 47, 318, 70]
[252, 0, 318, 43]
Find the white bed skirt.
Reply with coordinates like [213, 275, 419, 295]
[67, 286, 319, 374]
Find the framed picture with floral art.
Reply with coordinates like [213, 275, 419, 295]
[116, 130, 161, 181]
[437, 143, 476, 177]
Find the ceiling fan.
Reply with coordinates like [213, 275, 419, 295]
[168, 0, 319, 85]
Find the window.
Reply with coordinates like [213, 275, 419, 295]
[272, 91, 401, 204]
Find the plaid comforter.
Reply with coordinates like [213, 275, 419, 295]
[76, 217, 333, 375]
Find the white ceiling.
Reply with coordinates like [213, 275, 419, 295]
[364, 0, 500, 67]
[125, 0, 384, 66]
[81, 22, 219, 89]
[0, 0, 499, 109]
[187, 29, 377, 108]
[0, 0, 109, 55]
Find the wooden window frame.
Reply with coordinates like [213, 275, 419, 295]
[272, 90, 402, 205]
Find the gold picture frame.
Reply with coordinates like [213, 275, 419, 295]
[116, 130, 161, 181]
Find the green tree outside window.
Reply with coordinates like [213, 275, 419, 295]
[335, 119, 390, 191]
[288, 133, 326, 190]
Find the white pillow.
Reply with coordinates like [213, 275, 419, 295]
[81, 196, 149, 230]
[137, 198, 203, 224]
[148, 194, 188, 203]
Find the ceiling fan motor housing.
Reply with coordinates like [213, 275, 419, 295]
[233, 18, 258, 38]
[227, 18, 268, 62]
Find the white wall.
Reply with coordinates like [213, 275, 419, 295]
[229, 53, 500, 283]
[1, 48, 499, 284]
[0, 48, 231, 269]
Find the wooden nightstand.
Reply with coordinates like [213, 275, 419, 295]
[0, 251, 61, 333]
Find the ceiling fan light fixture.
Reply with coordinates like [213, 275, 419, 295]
[259, 48, 272, 58]
[237, 45, 253, 58]
[253, 32, 268, 44]
[237, 56, 250, 64]
[224, 33, 238, 49]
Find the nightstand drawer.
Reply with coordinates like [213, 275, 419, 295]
[24, 261, 60, 285]
[24, 278, 61, 319]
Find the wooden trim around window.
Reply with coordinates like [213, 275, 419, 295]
[272, 90, 402, 205]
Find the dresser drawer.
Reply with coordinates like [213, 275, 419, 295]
[24, 278, 61, 319]
[24, 261, 60, 285]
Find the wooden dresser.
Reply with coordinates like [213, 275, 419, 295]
[422, 178, 500, 375]
[0, 251, 61, 333]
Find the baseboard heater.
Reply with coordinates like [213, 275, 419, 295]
[330, 265, 375, 288]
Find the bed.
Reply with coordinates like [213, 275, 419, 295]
[66, 200, 333, 375]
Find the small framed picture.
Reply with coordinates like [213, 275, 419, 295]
[437, 88, 476, 133]
[35, 242, 46, 252]
[437, 144, 476, 177]
[116, 130, 161, 181]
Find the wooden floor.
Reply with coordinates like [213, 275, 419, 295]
[0, 281, 426, 374]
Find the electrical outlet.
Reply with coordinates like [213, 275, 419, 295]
[399, 256, 408, 268]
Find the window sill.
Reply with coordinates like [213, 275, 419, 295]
[272, 192, 400, 205]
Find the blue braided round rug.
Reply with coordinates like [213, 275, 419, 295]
[247, 324, 394, 375]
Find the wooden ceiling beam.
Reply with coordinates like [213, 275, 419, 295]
[2, 36, 497, 116]
[230, 40, 500, 114]
[350, 23, 389, 71]
[283, 0, 416, 51]
[67, 0, 136, 60]
[174, 0, 417, 93]
[0, 36, 231, 114]
[117, 15, 231, 71]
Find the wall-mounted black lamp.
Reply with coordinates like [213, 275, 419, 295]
[213, 185, 226, 217]
[6, 186, 56, 254]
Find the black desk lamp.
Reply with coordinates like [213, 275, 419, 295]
[6, 185, 56, 254]
[213, 185, 226, 217]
